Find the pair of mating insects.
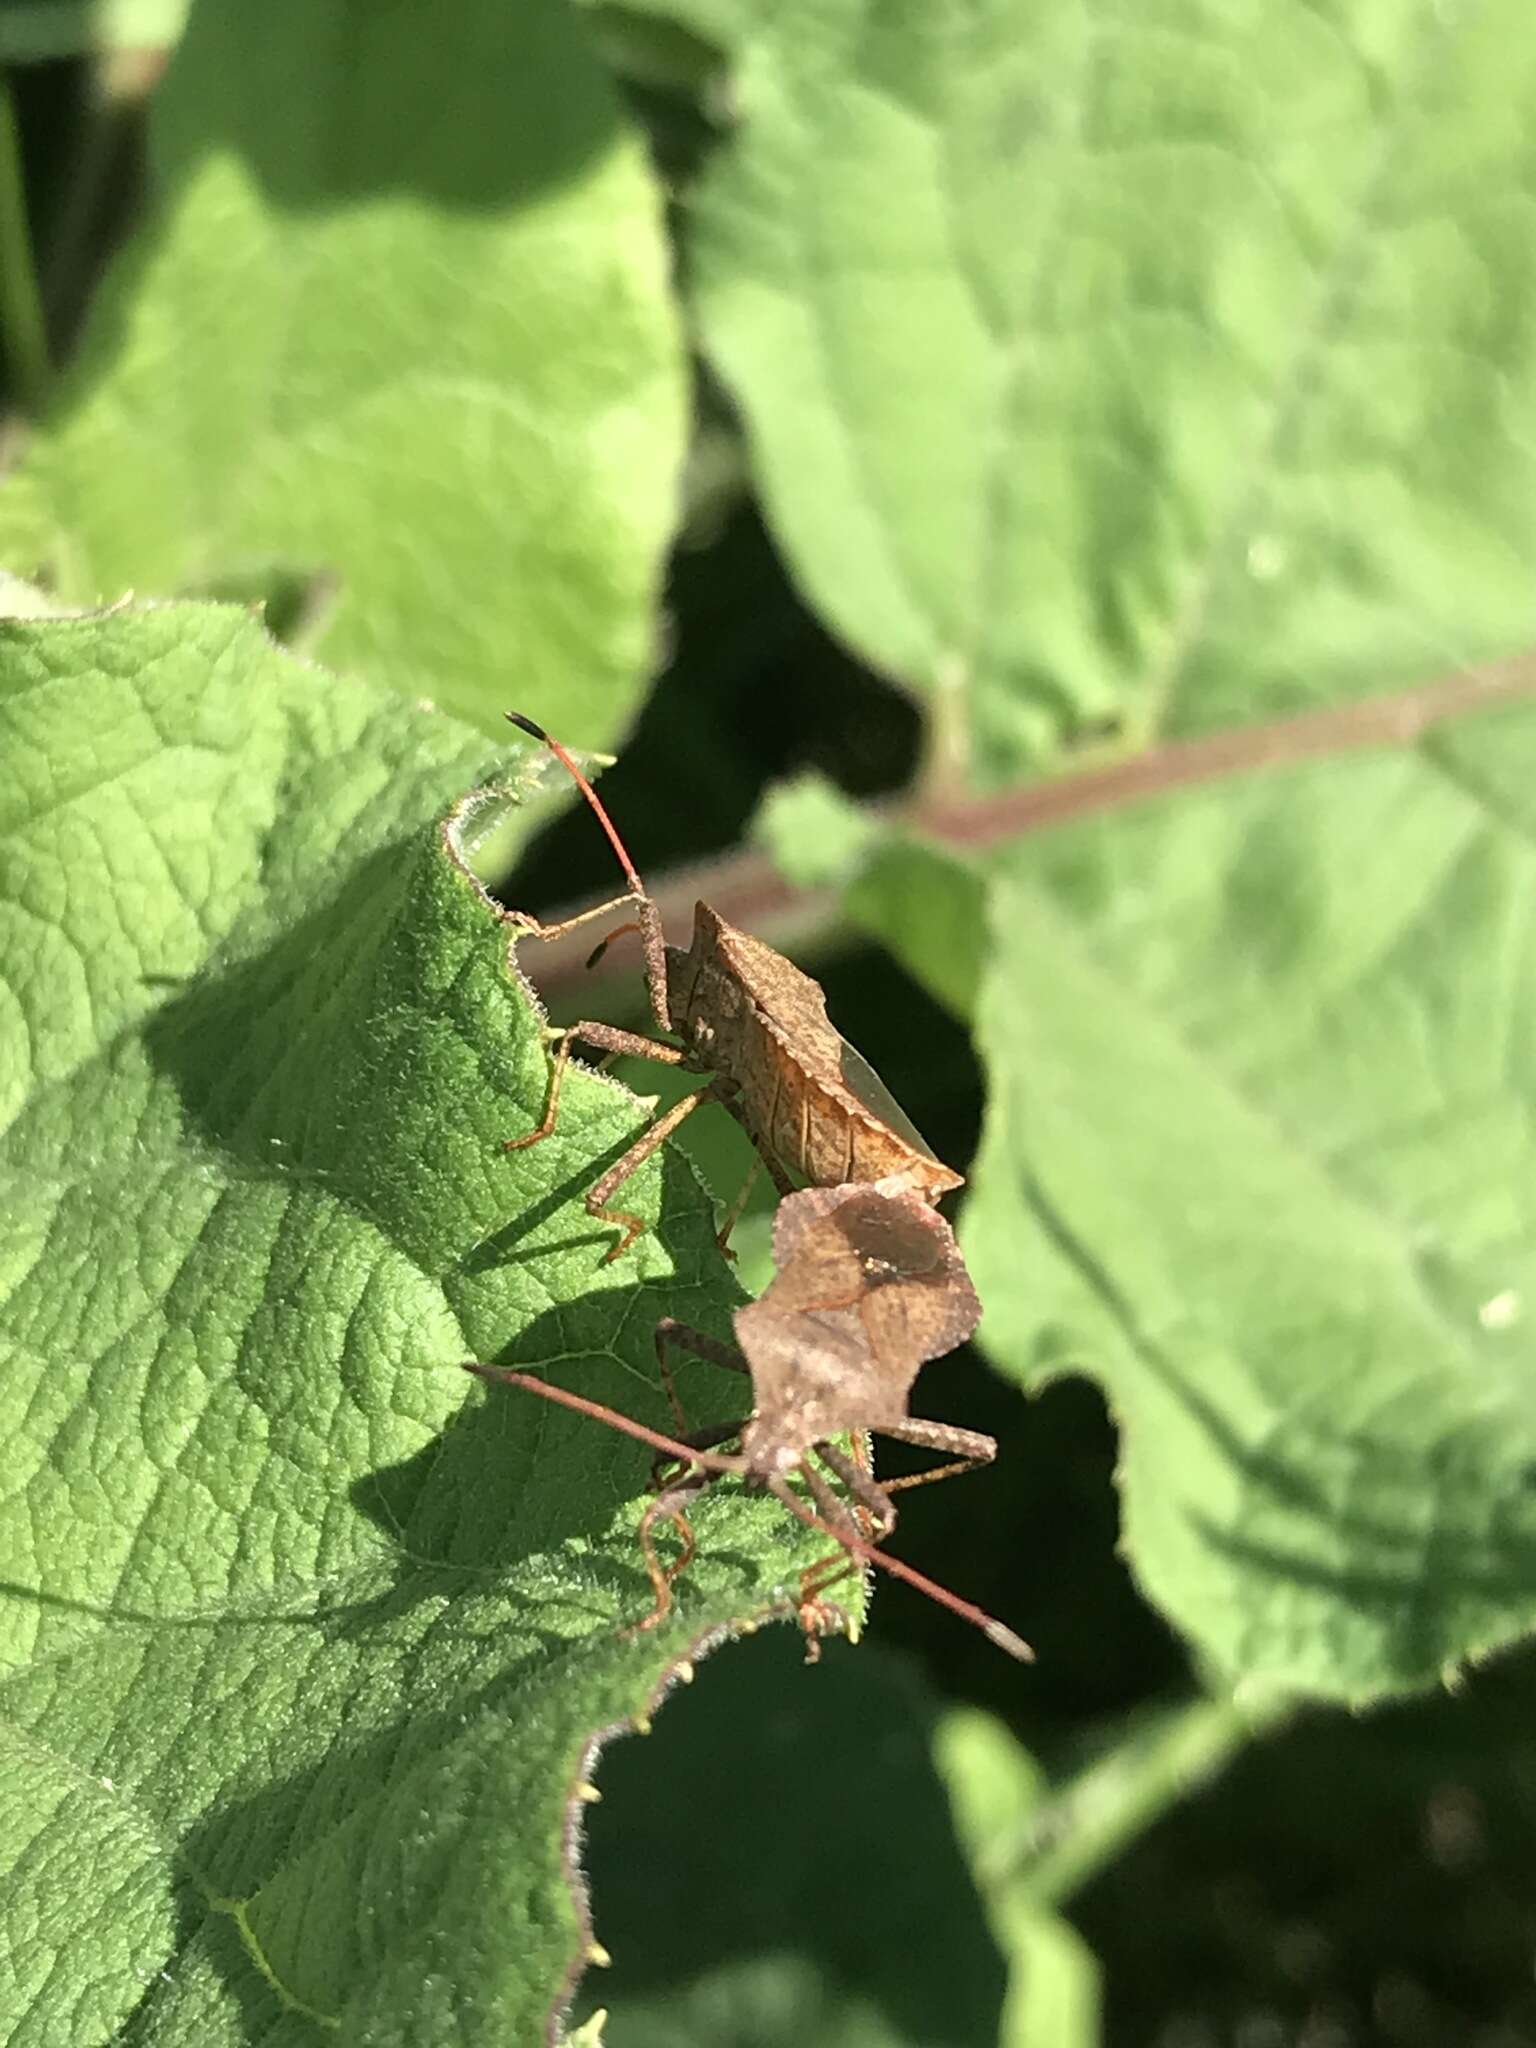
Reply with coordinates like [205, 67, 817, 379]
[463, 715, 1030, 1664]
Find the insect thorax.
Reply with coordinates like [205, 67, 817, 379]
[668, 932, 746, 1048]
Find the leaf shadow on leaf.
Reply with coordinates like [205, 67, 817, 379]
[1183, 1411, 1536, 1684]
[350, 1246, 764, 1606]
[456, 1139, 690, 1273]
[134, 831, 528, 1258]
[1125, 1321, 1536, 1689]
[31, 1, 641, 452]
[1112, 1313, 1536, 1688]
[134, 845, 767, 1588]
[1014, 1160, 1536, 1690]
[112, 812, 773, 1603]
[169, 0, 627, 214]
[38, 1220, 778, 2042]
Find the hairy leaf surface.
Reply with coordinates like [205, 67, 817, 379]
[0, 604, 826, 2044]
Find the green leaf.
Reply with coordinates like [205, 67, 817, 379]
[0, 603, 832, 2042]
[962, 694, 1536, 1701]
[933, 1707, 1101, 2048]
[2, 0, 686, 742]
[688, 0, 1536, 776]
[754, 774, 986, 1018]
[933, 1706, 1047, 1878]
[842, 837, 987, 1024]
[578, 1633, 1009, 2046]
[752, 770, 881, 891]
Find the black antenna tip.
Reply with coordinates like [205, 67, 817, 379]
[505, 710, 548, 742]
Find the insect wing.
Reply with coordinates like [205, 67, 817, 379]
[835, 1034, 953, 1173]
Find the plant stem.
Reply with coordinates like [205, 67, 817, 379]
[0, 69, 50, 413]
[1002, 1692, 1291, 1910]
[916, 650, 973, 808]
[520, 646, 1536, 1010]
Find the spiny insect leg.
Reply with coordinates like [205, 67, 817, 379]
[653, 1316, 750, 1431]
[587, 1083, 718, 1262]
[627, 1466, 714, 1637]
[504, 1020, 686, 1155]
[507, 890, 644, 948]
[872, 1417, 998, 1497]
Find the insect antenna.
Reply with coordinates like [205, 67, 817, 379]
[506, 710, 666, 1001]
[464, 1359, 722, 1467]
[585, 920, 641, 972]
[767, 1476, 1033, 1663]
[505, 710, 647, 898]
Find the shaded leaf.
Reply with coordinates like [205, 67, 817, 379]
[1071, 1649, 1536, 2041]
[934, 1708, 1100, 2048]
[578, 1632, 1008, 2046]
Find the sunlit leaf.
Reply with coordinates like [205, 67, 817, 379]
[1, 0, 686, 743]
[0, 603, 828, 2043]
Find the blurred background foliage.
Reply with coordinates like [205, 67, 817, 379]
[5, 1, 1536, 2043]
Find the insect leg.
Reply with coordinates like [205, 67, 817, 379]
[626, 1465, 716, 1637]
[508, 890, 646, 948]
[505, 716, 676, 1034]
[808, 1421, 995, 1620]
[868, 1417, 998, 1498]
[845, 1425, 877, 1542]
[504, 1020, 687, 1156]
[653, 1317, 749, 1430]
[813, 1438, 898, 1537]
[777, 1458, 875, 1661]
[463, 1362, 749, 1635]
[646, 1416, 743, 1493]
[585, 1082, 721, 1262]
[765, 1466, 1033, 1663]
[713, 1157, 762, 1258]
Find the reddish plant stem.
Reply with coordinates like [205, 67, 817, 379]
[523, 652, 1536, 1004]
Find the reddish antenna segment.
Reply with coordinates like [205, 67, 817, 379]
[505, 710, 645, 898]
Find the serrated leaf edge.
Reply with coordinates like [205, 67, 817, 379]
[547, 1601, 837, 2046]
